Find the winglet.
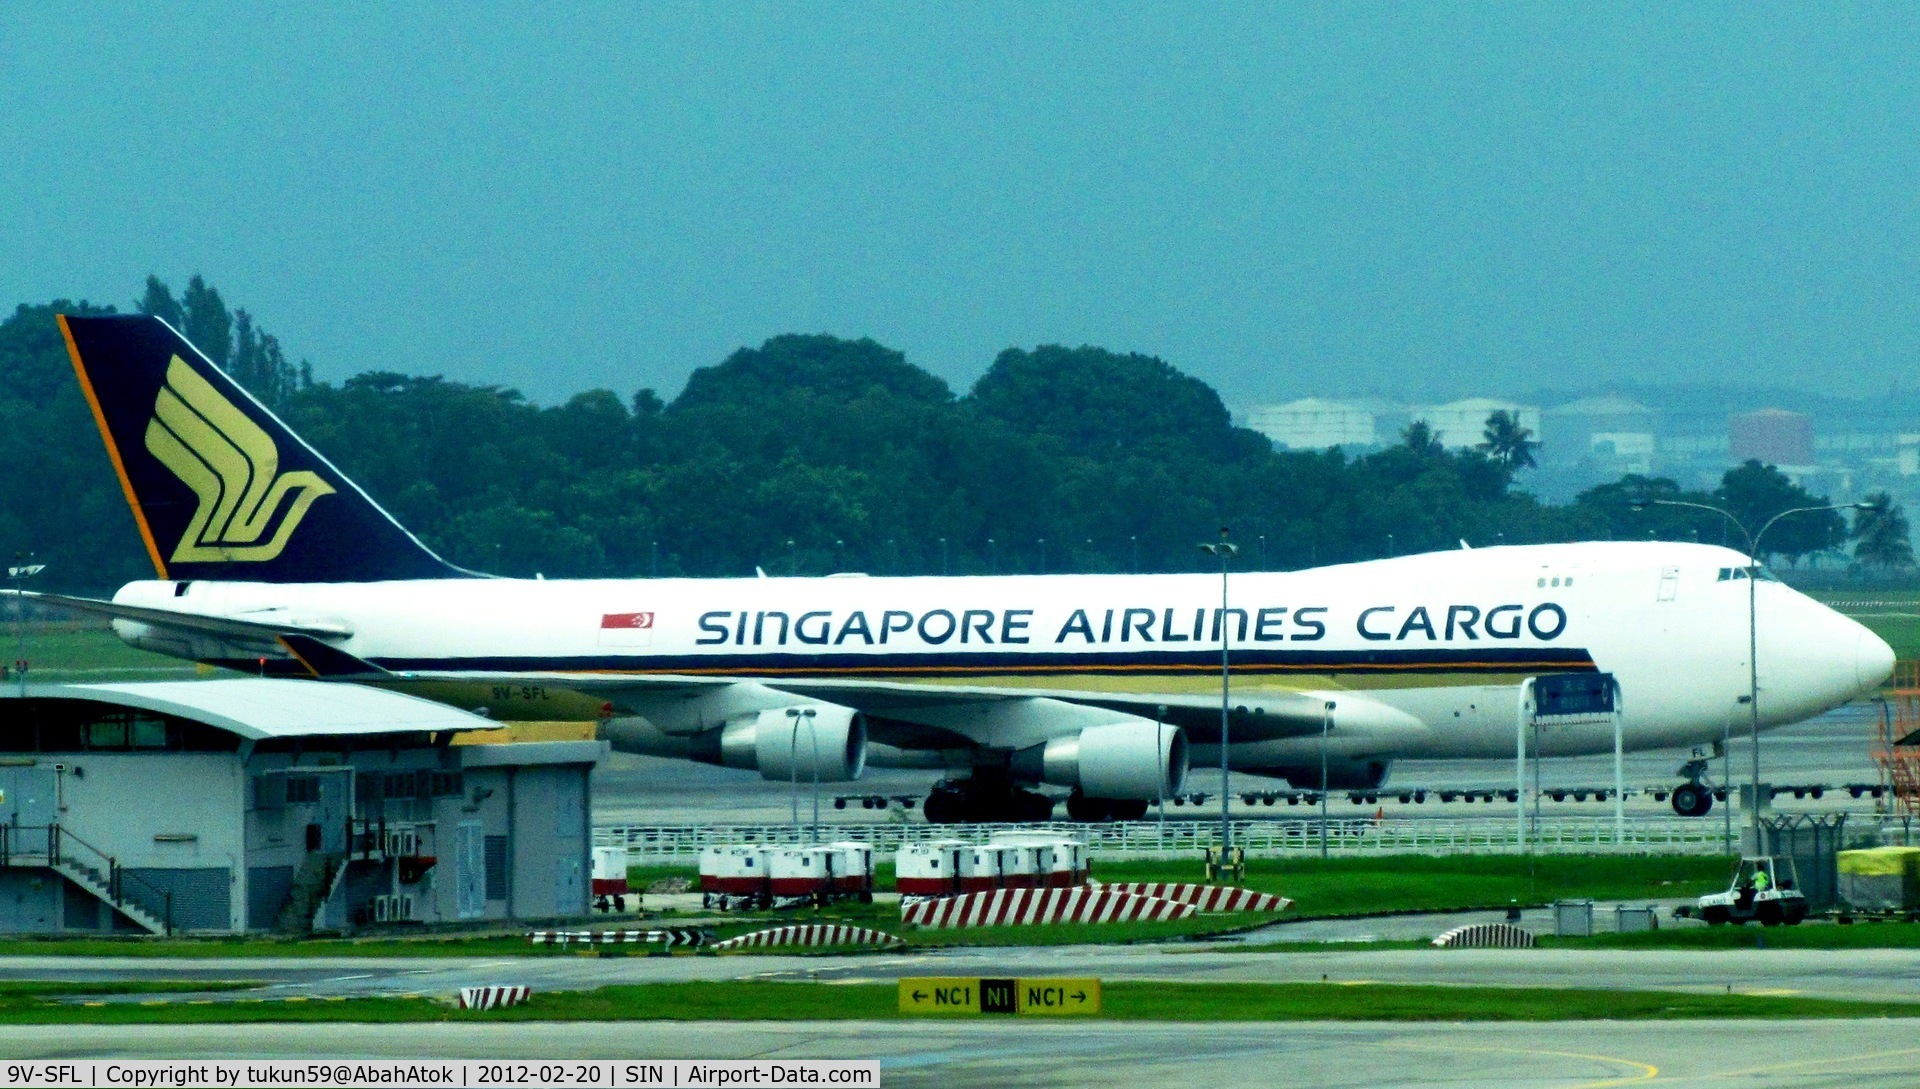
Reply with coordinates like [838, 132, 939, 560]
[277, 634, 388, 678]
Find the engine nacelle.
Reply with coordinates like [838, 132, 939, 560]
[1258, 758, 1392, 791]
[712, 703, 867, 783]
[1012, 721, 1187, 800]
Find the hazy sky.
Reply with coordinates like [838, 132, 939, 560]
[6, 3, 1918, 404]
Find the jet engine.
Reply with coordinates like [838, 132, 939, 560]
[707, 703, 868, 782]
[1011, 721, 1187, 800]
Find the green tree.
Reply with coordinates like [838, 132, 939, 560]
[1715, 460, 1845, 566]
[1478, 410, 1538, 471]
[136, 276, 183, 328]
[1852, 492, 1914, 569]
[179, 275, 232, 368]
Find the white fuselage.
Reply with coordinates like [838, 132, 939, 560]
[109, 541, 1891, 775]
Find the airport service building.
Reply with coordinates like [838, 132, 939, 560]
[0, 679, 604, 935]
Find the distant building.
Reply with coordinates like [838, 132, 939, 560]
[1241, 398, 1379, 450]
[1730, 408, 1814, 466]
[1543, 397, 1657, 469]
[1413, 398, 1541, 451]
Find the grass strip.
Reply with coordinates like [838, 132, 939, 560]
[10, 980, 1920, 1024]
[1542, 921, 1920, 950]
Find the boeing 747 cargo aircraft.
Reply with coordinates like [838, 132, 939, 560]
[31, 315, 1894, 821]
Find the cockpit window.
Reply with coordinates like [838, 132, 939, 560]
[1716, 565, 1780, 583]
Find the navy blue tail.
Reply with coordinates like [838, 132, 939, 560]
[60, 314, 469, 583]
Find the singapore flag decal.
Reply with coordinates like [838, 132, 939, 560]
[599, 611, 654, 648]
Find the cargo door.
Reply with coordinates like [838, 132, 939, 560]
[1657, 566, 1680, 602]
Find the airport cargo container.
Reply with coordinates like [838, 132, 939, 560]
[895, 841, 965, 898]
[994, 842, 1043, 888]
[828, 841, 875, 899]
[1839, 846, 1920, 911]
[957, 844, 1008, 893]
[699, 845, 769, 908]
[768, 846, 834, 900]
[989, 833, 1088, 887]
[591, 845, 631, 911]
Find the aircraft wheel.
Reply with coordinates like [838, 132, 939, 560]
[1671, 783, 1713, 817]
[1065, 790, 1106, 822]
[922, 788, 963, 824]
[1106, 798, 1150, 821]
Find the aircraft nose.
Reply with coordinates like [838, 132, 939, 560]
[1858, 626, 1896, 693]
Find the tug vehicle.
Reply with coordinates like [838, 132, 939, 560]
[1691, 856, 1808, 926]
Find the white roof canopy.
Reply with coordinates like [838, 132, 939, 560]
[8, 679, 501, 741]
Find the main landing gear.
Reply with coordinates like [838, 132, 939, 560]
[922, 774, 1057, 823]
[1064, 791, 1150, 823]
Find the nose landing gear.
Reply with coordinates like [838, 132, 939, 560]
[1670, 755, 1716, 817]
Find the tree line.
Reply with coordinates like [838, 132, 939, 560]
[0, 276, 1908, 591]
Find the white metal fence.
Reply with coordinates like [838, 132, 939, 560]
[594, 815, 1841, 864]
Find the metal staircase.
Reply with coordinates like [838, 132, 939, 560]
[0, 825, 172, 935]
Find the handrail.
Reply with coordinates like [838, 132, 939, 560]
[0, 824, 174, 935]
[591, 814, 1915, 860]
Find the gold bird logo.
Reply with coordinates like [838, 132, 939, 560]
[144, 356, 335, 563]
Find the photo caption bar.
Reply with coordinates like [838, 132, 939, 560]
[0, 1060, 879, 1088]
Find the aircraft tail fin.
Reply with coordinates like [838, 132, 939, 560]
[58, 314, 469, 583]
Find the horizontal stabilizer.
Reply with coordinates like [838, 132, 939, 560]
[278, 634, 388, 678]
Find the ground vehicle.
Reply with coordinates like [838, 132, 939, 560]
[1693, 856, 1807, 926]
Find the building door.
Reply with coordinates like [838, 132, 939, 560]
[455, 822, 484, 919]
[554, 855, 583, 916]
[0, 767, 58, 826]
[315, 772, 348, 852]
[1657, 566, 1680, 602]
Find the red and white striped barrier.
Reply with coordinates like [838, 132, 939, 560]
[711, 924, 907, 951]
[528, 928, 707, 948]
[1094, 882, 1292, 914]
[459, 985, 531, 1010]
[1431, 923, 1536, 948]
[901, 886, 1195, 928]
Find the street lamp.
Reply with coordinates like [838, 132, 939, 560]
[9, 557, 45, 697]
[1631, 497, 1878, 851]
[1319, 700, 1335, 860]
[1198, 528, 1238, 857]
[785, 706, 819, 838]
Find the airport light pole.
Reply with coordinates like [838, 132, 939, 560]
[1319, 700, 1335, 860]
[786, 706, 818, 838]
[1632, 497, 1877, 851]
[1199, 529, 1238, 857]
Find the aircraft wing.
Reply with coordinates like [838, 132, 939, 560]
[293, 656, 1417, 747]
[19, 591, 353, 641]
[34, 594, 1422, 750]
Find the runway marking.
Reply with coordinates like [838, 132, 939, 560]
[1385, 1042, 1657, 1088]
[1743, 988, 1800, 996]
[1660, 1045, 1920, 1082]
